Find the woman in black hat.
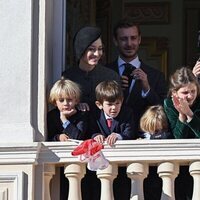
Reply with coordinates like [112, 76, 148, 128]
[61, 26, 121, 200]
[62, 26, 120, 112]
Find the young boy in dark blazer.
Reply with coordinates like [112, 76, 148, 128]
[90, 80, 136, 146]
[88, 80, 136, 200]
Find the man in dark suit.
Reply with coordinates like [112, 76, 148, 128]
[106, 18, 167, 200]
[107, 18, 167, 138]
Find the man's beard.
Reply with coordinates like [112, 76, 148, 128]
[120, 50, 137, 59]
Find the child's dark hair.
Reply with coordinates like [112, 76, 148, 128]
[95, 80, 123, 104]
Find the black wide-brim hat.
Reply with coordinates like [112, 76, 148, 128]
[73, 26, 102, 61]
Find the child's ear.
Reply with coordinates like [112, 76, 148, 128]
[95, 101, 103, 109]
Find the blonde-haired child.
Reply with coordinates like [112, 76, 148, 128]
[139, 105, 171, 139]
[47, 79, 88, 141]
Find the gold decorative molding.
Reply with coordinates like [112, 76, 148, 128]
[123, 2, 170, 24]
[140, 37, 169, 79]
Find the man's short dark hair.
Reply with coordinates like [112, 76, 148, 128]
[113, 18, 141, 39]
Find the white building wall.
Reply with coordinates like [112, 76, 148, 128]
[0, 0, 65, 199]
[0, 0, 34, 142]
[0, 0, 65, 143]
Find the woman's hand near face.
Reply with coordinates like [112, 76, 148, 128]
[172, 95, 193, 122]
[172, 95, 182, 113]
[172, 97, 187, 122]
[178, 98, 191, 114]
[179, 98, 194, 121]
[193, 61, 200, 77]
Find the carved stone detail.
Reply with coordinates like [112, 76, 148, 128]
[0, 172, 24, 200]
[123, 2, 169, 24]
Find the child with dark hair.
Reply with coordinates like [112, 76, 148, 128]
[88, 80, 136, 200]
[90, 80, 136, 146]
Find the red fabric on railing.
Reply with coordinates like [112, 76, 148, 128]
[71, 139, 104, 156]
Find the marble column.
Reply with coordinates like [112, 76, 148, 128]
[189, 161, 200, 199]
[64, 163, 86, 200]
[44, 165, 55, 200]
[97, 164, 118, 200]
[158, 162, 179, 200]
[127, 162, 148, 200]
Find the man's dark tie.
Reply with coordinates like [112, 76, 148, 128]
[123, 63, 136, 74]
[122, 63, 136, 99]
[106, 119, 112, 129]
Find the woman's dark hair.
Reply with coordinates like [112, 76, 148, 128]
[73, 26, 101, 62]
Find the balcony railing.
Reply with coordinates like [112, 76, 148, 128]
[0, 139, 200, 200]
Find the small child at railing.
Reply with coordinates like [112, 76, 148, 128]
[89, 80, 136, 146]
[47, 78, 89, 141]
[139, 105, 172, 139]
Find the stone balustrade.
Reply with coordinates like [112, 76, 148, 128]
[0, 139, 200, 200]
